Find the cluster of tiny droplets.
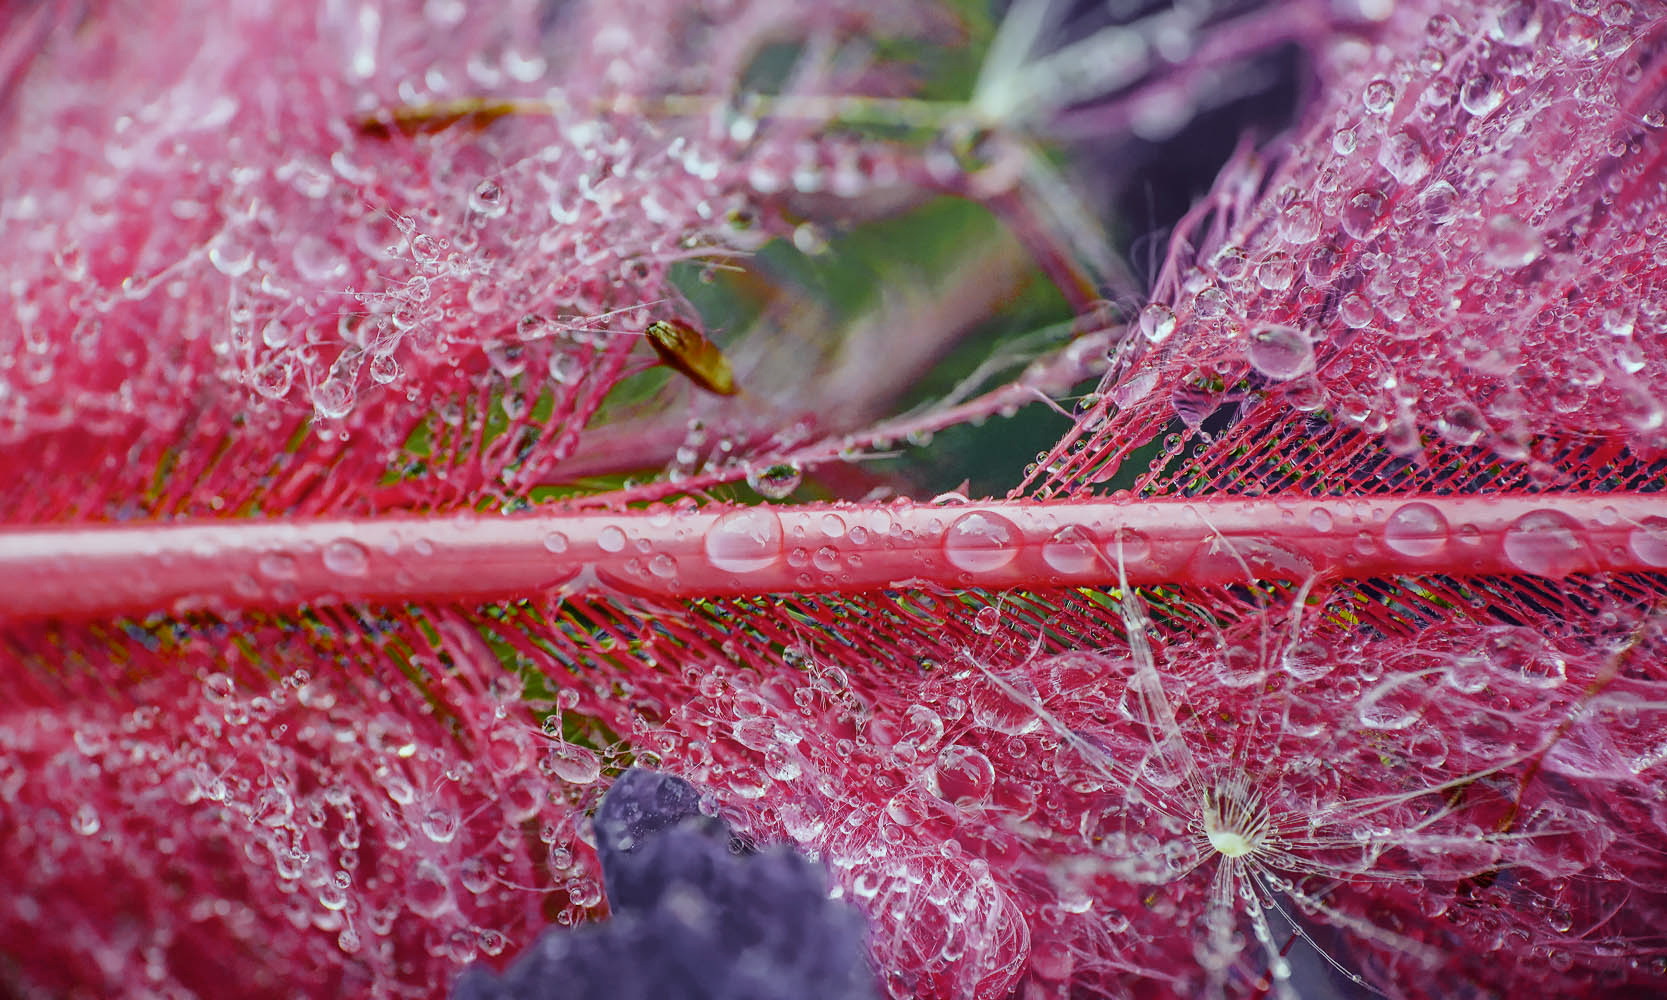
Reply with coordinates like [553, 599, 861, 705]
[574, 585, 1667, 997]
[1044, 0, 1667, 497]
[0, 0, 935, 517]
[0, 609, 611, 997]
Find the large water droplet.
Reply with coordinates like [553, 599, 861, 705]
[253, 357, 296, 399]
[548, 351, 584, 384]
[1502, 509, 1587, 578]
[929, 745, 995, 805]
[469, 179, 509, 218]
[408, 861, 454, 918]
[746, 462, 802, 500]
[1378, 130, 1432, 185]
[1139, 303, 1177, 344]
[545, 743, 601, 784]
[1488, 0, 1542, 45]
[1340, 188, 1388, 240]
[1042, 525, 1100, 574]
[324, 538, 369, 576]
[421, 807, 459, 843]
[71, 803, 101, 836]
[1246, 325, 1315, 380]
[368, 353, 402, 385]
[566, 876, 603, 908]
[311, 376, 356, 420]
[597, 526, 626, 553]
[1484, 215, 1542, 269]
[1281, 639, 1335, 681]
[1419, 180, 1461, 225]
[1278, 201, 1321, 244]
[942, 511, 1020, 572]
[1362, 78, 1396, 114]
[1357, 675, 1427, 730]
[208, 231, 255, 277]
[1256, 252, 1296, 291]
[705, 508, 784, 572]
[1383, 502, 1450, 558]
[1459, 74, 1504, 116]
[1629, 517, 1667, 567]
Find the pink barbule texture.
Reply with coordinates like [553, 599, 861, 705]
[4, 2, 1667, 1000]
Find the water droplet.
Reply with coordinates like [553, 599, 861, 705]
[1042, 525, 1100, 574]
[597, 526, 626, 553]
[1281, 639, 1335, 681]
[1459, 74, 1504, 116]
[1384, 502, 1450, 558]
[1628, 517, 1667, 567]
[204, 672, 236, 702]
[1502, 509, 1588, 578]
[253, 357, 296, 399]
[1357, 675, 1427, 730]
[485, 343, 527, 378]
[1102, 528, 1151, 565]
[1437, 403, 1487, 446]
[460, 857, 493, 894]
[1482, 627, 1566, 688]
[942, 511, 1020, 572]
[368, 352, 402, 385]
[422, 807, 459, 843]
[972, 606, 1001, 634]
[1488, 1, 1542, 45]
[261, 319, 294, 350]
[1362, 78, 1396, 114]
[71, 803, 101, 836]
[311, 377, 356, 420]
[1256, 252, 1297, 291]
[293, 234, 348, 282]
[705, 508, 784, 572]
[746, 462, 802, 500]
[469, 179, 508, 218]
[324, 538, 369, 576]
[1378, 130, 1432, 185]
[566, 876, 603, 908]
[1338, 293, 1375, 328]
[543, 531, 569, 554]
[408, 861, 454, 918]
[901, 704, 944, 752]
[1278, 201, 1321, 244]
[1139, 303, 1177, 344]
[1194, 286, 1227, 319]
[1484, 215, 1542, 269]
[1419, 180, 1461, 225]
[929, 745, 995, 805]
[208, 231, 254, 276]
[1340, 188, 1388, 241]
[548, 351, 584, 384]
[1246, 325, 1315, 380]
[546, 743, 601, 784]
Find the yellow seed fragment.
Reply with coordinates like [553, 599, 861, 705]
[357, 97, 543, 138]
[644, 319, 738, 396]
